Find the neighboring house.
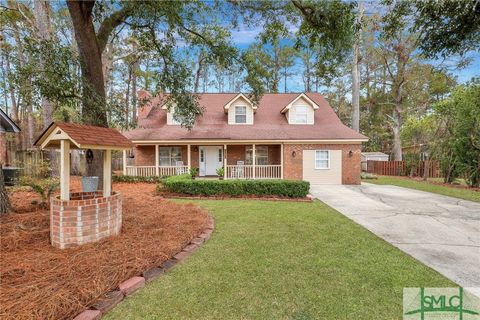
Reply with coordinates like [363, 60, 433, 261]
[361, 152, 389, 171]
[123, 91, 368, 185]
[0, 108, 21, 167]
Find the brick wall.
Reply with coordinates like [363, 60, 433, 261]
[283, 144, 362, 184]
[50, 192, 122, 249]
[134, 145, 188, 166]
[134, 146, 155, 166]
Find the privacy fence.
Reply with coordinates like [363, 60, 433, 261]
[9, 150, 124, 179]
[366, 160, 441, 178]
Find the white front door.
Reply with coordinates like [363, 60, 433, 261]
[199, 146, 223, 176]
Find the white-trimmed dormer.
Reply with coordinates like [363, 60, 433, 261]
[224, 93, 256, 125]
[161, 102, 182, 125]
[281, 93, 319, 125]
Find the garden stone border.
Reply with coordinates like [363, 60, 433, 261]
[73, 215, 215, 320]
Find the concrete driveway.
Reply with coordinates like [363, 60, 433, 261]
[310, 183, 480, 295]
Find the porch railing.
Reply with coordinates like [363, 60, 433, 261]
[255, 165, 281, 179]
[225, 164, 281, 179]
[226, 165, 254, 179]
[125, 165, 189, 177]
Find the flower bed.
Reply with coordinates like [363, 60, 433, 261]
[161, 174, 310, 198]
[0, 179, 208, 320]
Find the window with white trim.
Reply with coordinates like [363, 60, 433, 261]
[246, 146, 268, 165]
[295, 106, 308, 124]
[159, 147, 182, 166]
[171, 107, 184, 125]
[315, 150, 329, 169]
[235, 106, 247, 124]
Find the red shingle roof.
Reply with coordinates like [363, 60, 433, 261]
[124, 93, 367, 142]
[35, 122, 132, 149]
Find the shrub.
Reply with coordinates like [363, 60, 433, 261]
[161, 175, 310, 198]
[113, 175, 167, 184]
[189, 167, 199, 178]
[20, 176, 59, 208]
[361, 172, 378, 180]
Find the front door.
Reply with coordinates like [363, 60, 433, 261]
[199, 146, 223, 176]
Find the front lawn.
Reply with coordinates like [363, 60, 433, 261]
[106, 199, 453, 319]
[363, 176, 480, 203]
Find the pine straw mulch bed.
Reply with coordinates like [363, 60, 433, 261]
[0, 181, 208, 320]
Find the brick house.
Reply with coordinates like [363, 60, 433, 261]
[123, 91, 368, 185]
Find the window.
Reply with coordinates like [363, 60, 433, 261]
[295, 106, 308, 124]
[200, 149, 204, 162]
[171, 107, 183, 125]
[235, 106, 247, 123]
[315, 150, 329, 169]
[246, 146, 268, 165]
[218, 148, 223, 162]
[159, 147, 182, 166]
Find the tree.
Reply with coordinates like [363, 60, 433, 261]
[0, 169, 10, 215]
[384, 0, 480, 58]
[351, 0, 364, 132]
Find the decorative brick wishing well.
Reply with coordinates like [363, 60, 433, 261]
[50, 191, 122, 249]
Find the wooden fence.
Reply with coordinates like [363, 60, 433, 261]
[366, 160, 441, 178]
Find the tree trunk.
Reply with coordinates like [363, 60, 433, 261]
[194, 50, 205, 93]
[0, 167, 11, 215]
[66, 1, 107, 126]
[351, 0, 363, 132]
[66, 1, 111, 186]
[392, 105, 403, 160]
[125, 65, 131, 129]
[34, 0, 55, 129]
[131, 62, 137, 125]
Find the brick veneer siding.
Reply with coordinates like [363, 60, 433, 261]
[50, 191, 122, 249]
[134, 145, 188, 166]
[283, 144, 362, 184]
[134, 145, 281, 167]
[131, 143, 360, 183]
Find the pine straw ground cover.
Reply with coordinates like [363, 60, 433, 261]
[0, 179, 208, 320]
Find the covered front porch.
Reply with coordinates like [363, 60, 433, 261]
[123, 143, 284, 179]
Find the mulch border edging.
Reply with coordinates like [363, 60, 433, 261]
[73, 215, 215, 320]
[158, 193, 314, 202]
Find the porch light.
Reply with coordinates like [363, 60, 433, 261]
[292, 151, 296, 158]
[349, 150, 353, 157]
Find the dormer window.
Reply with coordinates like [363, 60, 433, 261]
[295, 106, 308, 124]
[171, 107, 184, 125]
[224, 93, 255, 125]
[235, 106, 247, 124]
[280, 93, 319, 125]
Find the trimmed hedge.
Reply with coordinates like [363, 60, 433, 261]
[113, 175, 167, 184]
[161, 174, 310, 198]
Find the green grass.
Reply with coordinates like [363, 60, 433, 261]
[106, 200, 454, 319]
[363, 176, 480, 203]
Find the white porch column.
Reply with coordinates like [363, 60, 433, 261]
[122, 150, 127, 176]
[187, 144, 191, 170]
[252, 144, 256, 179]
[223, 144, 227, 179]
[280, 143, 284, 179]
[103, 149, 112, 197]
[60, 140, 70, 200]
[155, 144, 159, 176]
